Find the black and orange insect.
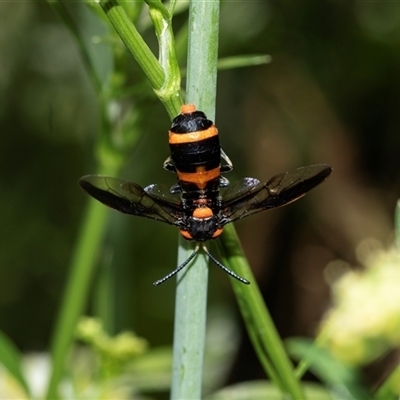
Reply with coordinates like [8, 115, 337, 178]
[79, 104, 332, 286]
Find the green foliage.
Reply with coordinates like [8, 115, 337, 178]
[0, 331, 30, 397]
[287, 337, 370, 400]
[76, 317, 148, 379]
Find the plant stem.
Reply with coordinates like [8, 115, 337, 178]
[218, 224, 306, 399]
[100, 0, 163, 88]
[171, 1, 220, 399]
[185, 0, 219, 119]
[100, 0, 182, 117]
[171, 239, 209, 400]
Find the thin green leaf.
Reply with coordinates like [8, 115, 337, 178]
[373, 362, 400, 400]
[287, 337, 371, 400]
[217, 54, 272, 70]
[205, 380, 333, 400]
[0, 330, 30, 397]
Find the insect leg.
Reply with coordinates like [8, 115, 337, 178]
[163, 156, 176, 173]
[220, 148, 233, 173]
[219, 176, 230, 187]
[169, 183, 182, 194]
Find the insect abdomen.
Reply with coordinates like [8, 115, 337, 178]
[169, 105, 221, 192]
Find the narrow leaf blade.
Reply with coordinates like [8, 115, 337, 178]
[0, 330, 30, 396]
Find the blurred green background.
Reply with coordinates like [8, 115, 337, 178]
[1, 0, 400, 389]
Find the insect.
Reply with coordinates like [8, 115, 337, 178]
[79, 104, 332, 286]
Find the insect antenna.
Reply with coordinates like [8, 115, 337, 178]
[153, 244, 200, 286]
[202, 244, 250, 285]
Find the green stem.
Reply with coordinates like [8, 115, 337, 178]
[146, 0, 182, 111]
[100, 0, 182, 118]
[171, 239, 209, 400]
[185, 1, 219, 119]
[100, 0, 164, 89]
[218, 224, 306, 399]
[171, 1, 220, 399]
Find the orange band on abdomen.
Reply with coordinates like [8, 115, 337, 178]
[169, 125, 218, 144]
[177, 167, 220, 190]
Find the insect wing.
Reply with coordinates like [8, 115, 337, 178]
[143, 183, 185, 221]
[144, 183, 181, 206]
[221, 164, 332, 222]
[79, 175, 183, 225]
[222, 177, 261, 202]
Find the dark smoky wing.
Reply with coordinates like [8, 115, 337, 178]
[143, 184, 186, 220]
[144, 183, 181, 206]
[221, 164, 332, 223]
[222, 177, 261, 202]
[78, 175, 184, 225]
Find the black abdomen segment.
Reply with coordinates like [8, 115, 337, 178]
[170, 136, 221, 172]
[169, 105, 222, 192]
